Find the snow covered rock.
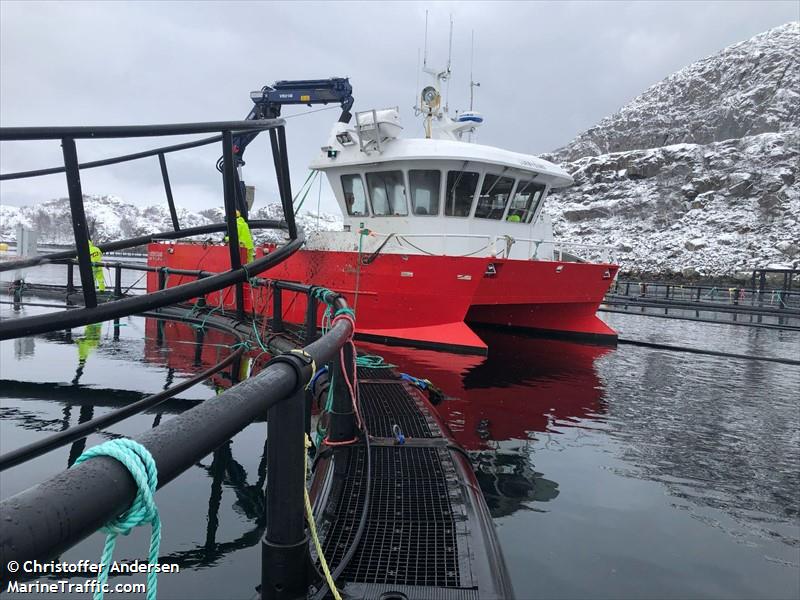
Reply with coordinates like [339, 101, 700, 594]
[546, 23, 800, 163]
[542, 23, 799, 277]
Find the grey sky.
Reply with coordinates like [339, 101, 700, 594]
[1, 0, 797, 214]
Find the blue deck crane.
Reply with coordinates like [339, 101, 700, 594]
[223, 78, 354, 218]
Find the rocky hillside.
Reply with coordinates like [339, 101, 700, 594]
[548, 22, 799, 163]
[0, 195, 341, 246]
[544, 22, 799, 277]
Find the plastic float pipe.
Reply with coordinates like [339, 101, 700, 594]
[0, 293, 354, 580]
[0, 220, 283, 274]
[0, 312, 247, 471]
[0, 227, 303, 341]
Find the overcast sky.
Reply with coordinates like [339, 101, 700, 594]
[1, 1, 797, 214]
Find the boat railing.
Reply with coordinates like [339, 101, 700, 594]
[493, 237, 617, 263]
[363, 231, 618, 263]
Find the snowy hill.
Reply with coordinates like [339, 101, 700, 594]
[543, 23, 799, 276]
[547, 22, 799, 163]
[0, 195, 342, 245]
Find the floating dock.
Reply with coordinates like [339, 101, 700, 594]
[309, 363, 512, 599]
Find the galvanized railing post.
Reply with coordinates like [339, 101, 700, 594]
[262, 370, 308, 600]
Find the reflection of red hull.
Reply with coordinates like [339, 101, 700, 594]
[147, 243, 617, 354]
[357, 329, 613, 450]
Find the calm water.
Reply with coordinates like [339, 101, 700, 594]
[1, 298, 798, 599]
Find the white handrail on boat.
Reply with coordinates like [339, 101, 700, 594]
[361, 230, 616, 262]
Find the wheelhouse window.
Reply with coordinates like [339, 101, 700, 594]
[445, 170, 480, 217]
[409, 170, 441, 216]
[508, 179, 546, 223]
[475, 175, 515, 219]
[366, 171, 408, 216]
[341, 174, 369, 216]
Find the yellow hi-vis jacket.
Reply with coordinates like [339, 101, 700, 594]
[88, 241, 102, 264]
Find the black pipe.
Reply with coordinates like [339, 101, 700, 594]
[0, 135, 222, 182]
[158, 153, 180, 231]
[0, 119, 283, 141]
[0, 317, 244, 471]
[0, 295, 352, 579]
[305, 295, 318, 345]
[604, 296, 799, 317]
[262, 383, 308, 600]
[273, 286, 284, 333]
[66, 262, 75, 295]
[222, 131, 244, 319]
[0, 219, 282, 273]
[277, 126, 298, 240]
[62, 137, 98, 309]
[268, 130, 288, 221]
[617, 338, 800, 366]
[0, 231, 304, 340]
[327, 342, 356, 443]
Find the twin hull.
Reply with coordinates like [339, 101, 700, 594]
[147, 243, 618, 354]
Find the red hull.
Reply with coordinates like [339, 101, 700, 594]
[147, 243, 617, 354]
[468, 259, 618, 340]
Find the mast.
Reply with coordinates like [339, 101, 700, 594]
[469, 30, 480, 111]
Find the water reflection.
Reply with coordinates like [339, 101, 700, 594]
[358, 325, 800, 557]
[357, 328, 612, 519]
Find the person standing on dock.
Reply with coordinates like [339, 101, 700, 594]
[226, 210, 255, 263]
[88, 240, 106, 291]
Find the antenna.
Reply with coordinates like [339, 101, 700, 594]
[415, 47, 421, 113]
[423, 10, 429, 69]
[469, 30, 481, 111]
[446, 14, 453, 76]
[445, 14, 453, 113]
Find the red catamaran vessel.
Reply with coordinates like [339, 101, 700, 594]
[148, 68, 618, 355]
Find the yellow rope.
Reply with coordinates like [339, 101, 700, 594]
[304, 434, 342, 600]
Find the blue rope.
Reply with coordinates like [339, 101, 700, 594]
[74, 439, 161, 600]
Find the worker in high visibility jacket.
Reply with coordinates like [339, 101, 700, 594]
[225, 210, 255, 263]
[88, 240, 106, 291]
[72, 322, 101, 384]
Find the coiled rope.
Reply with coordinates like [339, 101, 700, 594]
[73, 439, 161, 600]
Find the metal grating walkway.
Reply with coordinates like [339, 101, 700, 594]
[313, 358, 510, 599]
[359, 382, 437, 438]
[322, 446, 463, 588]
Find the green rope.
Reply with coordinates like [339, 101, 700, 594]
[230, 340, 252, 351]
[355, 354, 395, 369]
[251, 319, 269, 353]
[73, 439, 161, 600]
[334, 307, 356, 319]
